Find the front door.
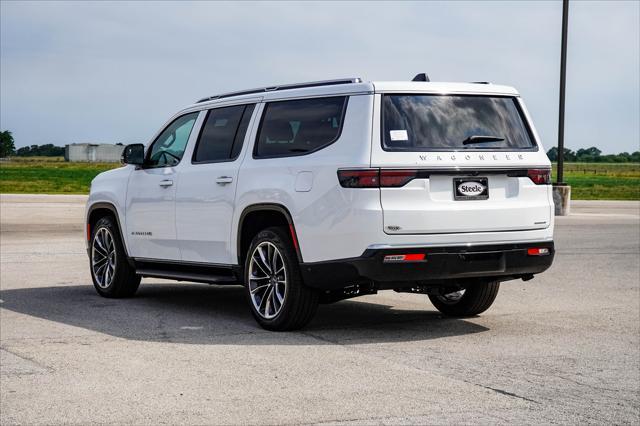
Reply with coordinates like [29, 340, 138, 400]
[125, 112, 200, 260]
[176, 103, 257, 264]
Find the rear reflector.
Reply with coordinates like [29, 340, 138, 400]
[383, 253, 426, 263]
[527, 169, 551, 185]
[527, 247, 550, 256]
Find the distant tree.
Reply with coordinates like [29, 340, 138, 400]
[546, 147, 576, 162]
[0, 130, 16, 157]
[14, 143, 65, 157]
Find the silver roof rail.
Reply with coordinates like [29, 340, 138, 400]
[196, 77, 362, 103]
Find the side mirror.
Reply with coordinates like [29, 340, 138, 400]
[121, 144, 145, 166]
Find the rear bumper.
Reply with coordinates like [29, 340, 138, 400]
[300, 241, 554, 290]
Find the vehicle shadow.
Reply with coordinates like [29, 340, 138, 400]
[0, 283, 489, 345]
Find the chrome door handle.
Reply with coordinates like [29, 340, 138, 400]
[159, 179, 173, 187]
[216, 176, 234, 185]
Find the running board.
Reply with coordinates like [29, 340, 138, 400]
[133, 259, 240, 285]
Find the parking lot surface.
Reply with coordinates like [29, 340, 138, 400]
[1, 194, 639, 425]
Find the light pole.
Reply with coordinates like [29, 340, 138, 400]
[553, 0, 571, 215]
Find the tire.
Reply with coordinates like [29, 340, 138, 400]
[89, 216, 141, 298]
[428, 281, 500, 317]
[244, 226, 318, 331]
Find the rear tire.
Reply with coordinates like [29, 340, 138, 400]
[429, 281, 500, 317]
[90, 216, 140, 298]
[244, 226, 318, 331]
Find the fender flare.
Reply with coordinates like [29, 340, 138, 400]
[237, 203, 302, 264]
[87, 202, 130, 257]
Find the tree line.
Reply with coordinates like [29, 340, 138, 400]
[546, 146, 640, 163]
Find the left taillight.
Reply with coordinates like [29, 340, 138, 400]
[337, 169, 379, 188]
[337, 169, 419, 188]
[527, 169, 551, 185]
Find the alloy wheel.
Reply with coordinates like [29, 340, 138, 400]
[248, 241, 287, 319]
[92, 227, 116, 289]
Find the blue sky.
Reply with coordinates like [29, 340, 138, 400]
[1, 1, 638, 153]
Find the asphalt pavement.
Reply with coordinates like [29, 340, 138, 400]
[1, 194, 638, 425]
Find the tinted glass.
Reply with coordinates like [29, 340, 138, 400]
[382, 95, 534, 151]
[255, 96, 347, 158]
[193, 104, 254, 163]
[147, 112, 198, 167]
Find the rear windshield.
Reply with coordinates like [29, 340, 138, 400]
[382, 95, 536, 151]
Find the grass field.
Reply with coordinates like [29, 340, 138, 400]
[0, 157, 119, 194]
[1, 157, 638, 200]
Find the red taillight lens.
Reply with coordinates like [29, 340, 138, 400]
[383, 253, 426, 263]
[338, 169, 420, 188]
[337, 169, 379, 188]
[527, 247, 551, 256]
[527, 169, 551, 185]
[380, 170, 418, 187]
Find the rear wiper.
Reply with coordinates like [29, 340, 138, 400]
[462, 135, 505, 145]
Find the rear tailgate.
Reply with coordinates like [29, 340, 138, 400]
[371, 92, 553, 235]
[380, 168, 551, 234]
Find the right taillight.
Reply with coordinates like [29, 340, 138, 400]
[527, 169, 551, 185]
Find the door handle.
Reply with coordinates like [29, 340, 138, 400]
[216, 176, 234, 185]
[159, 179, 173, 187]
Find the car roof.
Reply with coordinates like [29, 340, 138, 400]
[181, 78, 519, 113]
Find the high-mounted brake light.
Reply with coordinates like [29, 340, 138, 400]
[383, 253, 426, 263]
[527, 169, 551, 185]
[527, 247, 551, 256]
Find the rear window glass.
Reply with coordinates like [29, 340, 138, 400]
[255, 96, 347, 158]
[382, 95, 535, 151]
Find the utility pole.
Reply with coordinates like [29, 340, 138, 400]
[557, 0, 569, 184]
[553, 0, 571, 215]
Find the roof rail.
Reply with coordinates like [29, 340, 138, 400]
[196, 77, 362, 103]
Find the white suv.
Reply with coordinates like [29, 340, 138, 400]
[86, 76, 555, 330]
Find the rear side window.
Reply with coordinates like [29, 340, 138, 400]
[382, 95, 535, 151]
[193, 104, 255, 163]
[255, 96, 347, 158]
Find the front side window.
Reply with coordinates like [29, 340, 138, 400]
[255, 96, 347, 158]
[147, 112, 199, 167]
[382, 95, 535, 151]
[193, 104, 255, 163]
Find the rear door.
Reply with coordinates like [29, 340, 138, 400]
[175, 102, 258, 264]
[372, 93, 552, 235]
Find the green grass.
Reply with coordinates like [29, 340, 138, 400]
[0, 158, 638, 200]
[0, 157, 120, 194]
[552, 163, 640, 200]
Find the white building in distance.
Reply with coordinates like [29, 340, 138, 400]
[65, 143, 125, 163]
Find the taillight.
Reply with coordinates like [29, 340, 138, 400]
[338, 169, 419, 188]
[337, 169, 379, 188]
[380, 169, 418, 187]
[527, 169, 551, 185]
[527, 247, 551, 256]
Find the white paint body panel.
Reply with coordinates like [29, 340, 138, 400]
[86, 79, 554, 266]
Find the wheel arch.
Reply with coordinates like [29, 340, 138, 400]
[237, 204, 302, 266]
[87, 202, 130, 257]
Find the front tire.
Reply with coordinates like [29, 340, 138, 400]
[429, 281, 500, 317]
[244, 227, 318, 331]
[90, 216, 140, 298]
